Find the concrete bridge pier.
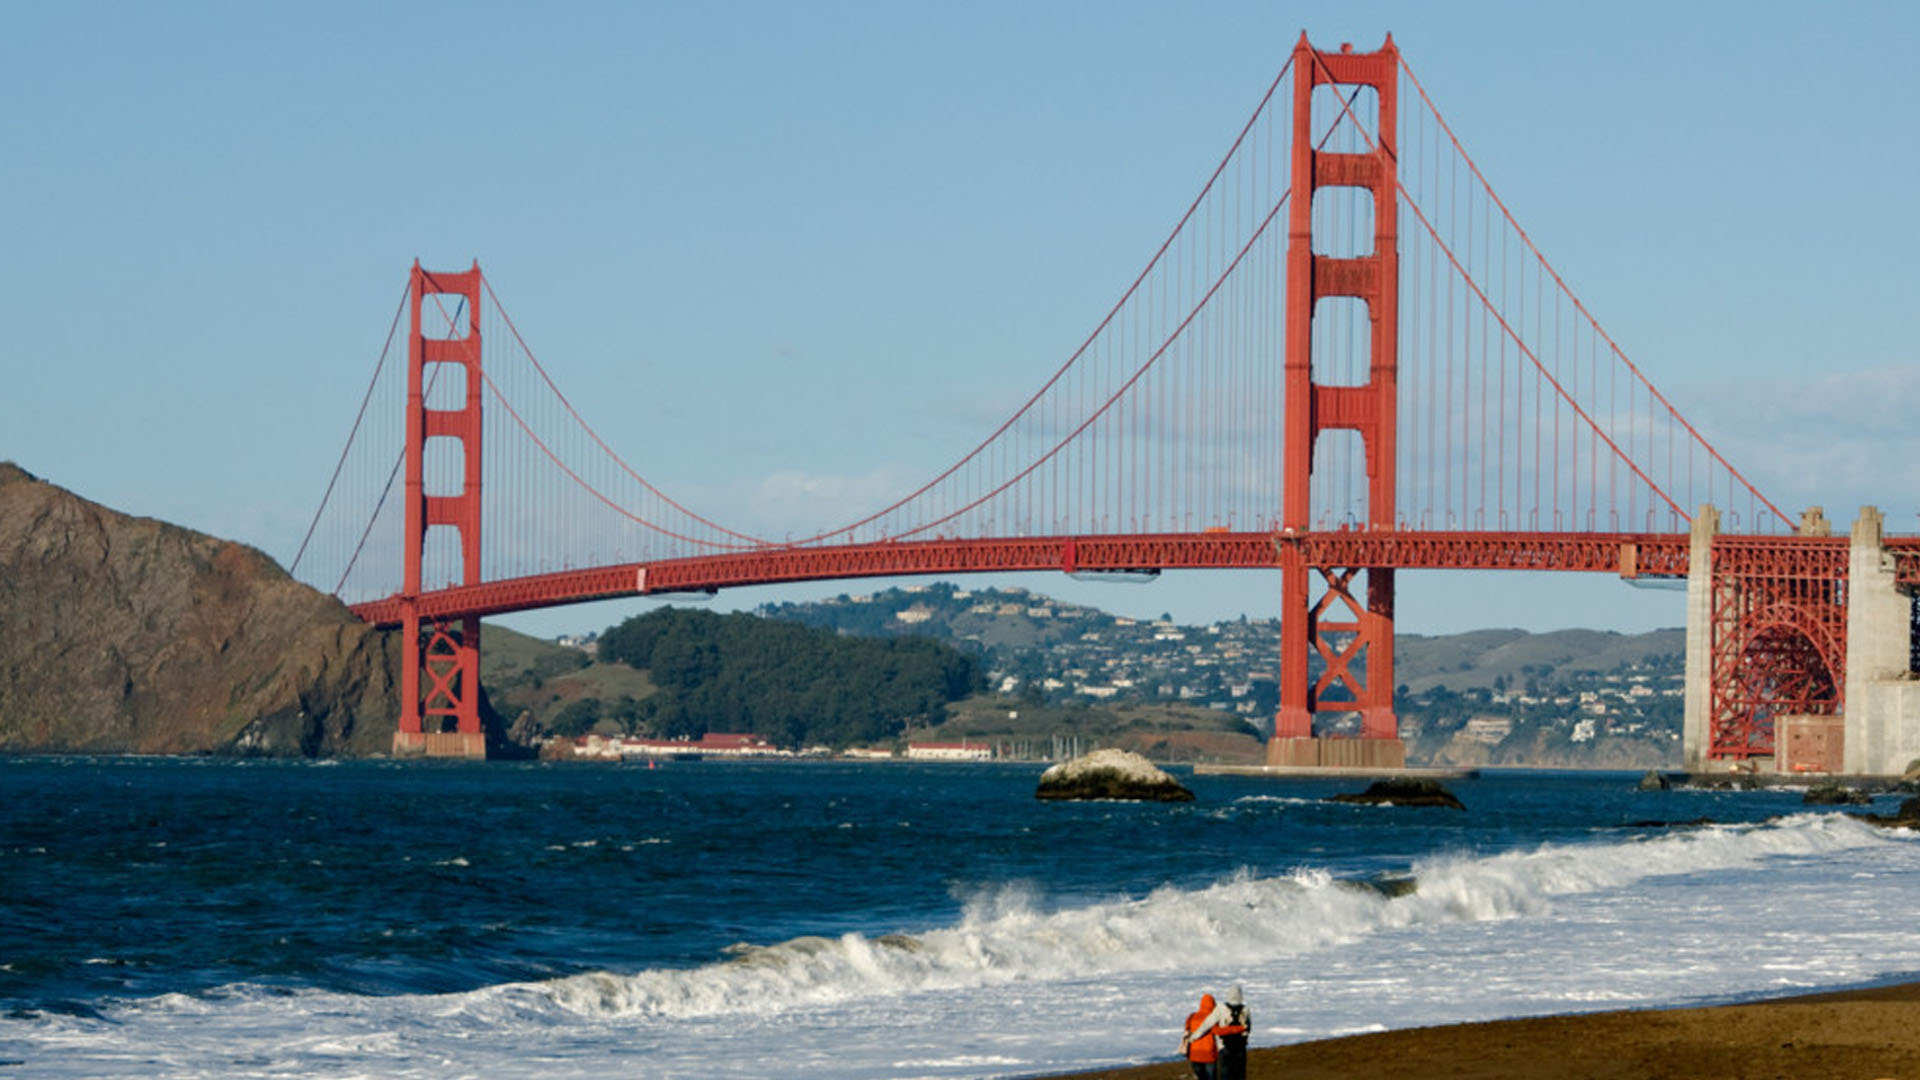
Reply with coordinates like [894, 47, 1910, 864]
[1841, 507, 1920, 776]
[1683, 504, 1920, 777]
[1681, 505, 1717, 774]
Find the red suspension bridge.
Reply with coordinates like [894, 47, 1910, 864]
[293, 35, 1920, 769]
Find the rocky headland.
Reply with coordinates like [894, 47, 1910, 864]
[0, 462, 407, 756]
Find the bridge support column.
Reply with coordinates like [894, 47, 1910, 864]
[1681, 506, 1717, 772]
[1267, 563, 1405, 768]
[393, 613, 485, 759]
[1267, 34, 1403, 769]
[1274, 555, 1312, 741]
[1842, 506, 1919, 775]
[395, 261, 487, 759]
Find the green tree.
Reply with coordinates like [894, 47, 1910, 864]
[549, 697, 603, 737]
[597, 607, 984, 748]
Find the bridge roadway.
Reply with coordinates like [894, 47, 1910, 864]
[347, 530, 1920, 628]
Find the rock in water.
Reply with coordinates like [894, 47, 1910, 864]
[1035, 748, 1194, 802]
[1803, 783, 1872, 806]
[1326, 777, 1466, 810]
[1637, 769, 1672, 791]
[1855, 796, 1920, 831]
[1896, 760, 1920, 794]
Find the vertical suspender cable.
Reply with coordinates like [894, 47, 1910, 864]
[1476, 185, 1487, 527]
[1445, 148, 1456, 527]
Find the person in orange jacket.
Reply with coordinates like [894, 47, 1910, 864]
[1181, 992, 1222, 1080]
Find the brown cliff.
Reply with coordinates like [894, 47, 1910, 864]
[0, 462, 402, 756]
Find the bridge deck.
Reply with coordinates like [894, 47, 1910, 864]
[349, 530, 1702, 626]
[351, 530, 1920, 629]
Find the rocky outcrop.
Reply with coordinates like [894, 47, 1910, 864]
[1638, 770, 1673, 791]
[1688, 772, 1765, 792]
[1803, 783, 1873, 806]
[1896, 761, 1920, 794]
[0, 462, 407, 756]
[1856, 796, 1920, 831]
[1036, 748, 1195, 802]
[1326, 778, 1466, 810]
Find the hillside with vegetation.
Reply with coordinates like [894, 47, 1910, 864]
[483, 582, 1686, 767]
[756, 582, 1686, 767]
[939, 696, 1264, 763]
[599, 608, 982, 747]
[480, 624, 656, 741]
[484, 608, 984, 750]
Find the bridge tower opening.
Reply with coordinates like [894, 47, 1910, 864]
[1269, 34, 1405, 767]
[394, 261, 487, 759]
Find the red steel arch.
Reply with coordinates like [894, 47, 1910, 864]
[1706, 538, 1848, 760]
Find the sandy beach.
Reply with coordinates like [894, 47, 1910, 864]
[1044, 981, 1920, 1080]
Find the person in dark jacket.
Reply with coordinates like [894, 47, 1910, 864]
[1216, 985, 1250, 1080]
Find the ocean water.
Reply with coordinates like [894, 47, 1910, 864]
[2, 757, 1917, 1079]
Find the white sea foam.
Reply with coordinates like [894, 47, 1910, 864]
[1231, 793, 1316, 803]
[525, 812, 1891, 1023]
[8, 814, 1917, 1080]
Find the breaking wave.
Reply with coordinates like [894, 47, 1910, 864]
[533, 812, 1891, 1020]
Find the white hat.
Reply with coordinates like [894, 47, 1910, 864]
[1225, 985, 1243, 1005]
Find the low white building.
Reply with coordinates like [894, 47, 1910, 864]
[571, 732, 790, 760]
[905, 741, 992, 761]
[1462, 716, 1512, 743]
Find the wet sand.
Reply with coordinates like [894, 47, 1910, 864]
[1044, 981, 1920, 1080]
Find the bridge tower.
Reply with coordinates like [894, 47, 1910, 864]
[393, 260, 487, 759]
[1269, 34, 1406, 768]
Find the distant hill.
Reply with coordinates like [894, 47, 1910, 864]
[483, 583, 1687, 768]
[479, 623, 587, 688]
[1394, 627, 1685, 694]
[757, 582, 1681, 709]
[594, 607, 983, 748]
[479, 616, 1262, 761]
[753, 583, 1684, 768]
[479, 623, 658, 738]
[940, 696, 1264, 764]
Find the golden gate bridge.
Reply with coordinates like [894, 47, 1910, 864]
[291, 35, 1920, 774]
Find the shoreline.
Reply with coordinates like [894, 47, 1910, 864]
[1037, 979, 1920, 1079]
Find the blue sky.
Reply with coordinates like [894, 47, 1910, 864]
[5, 2, 1917, 640]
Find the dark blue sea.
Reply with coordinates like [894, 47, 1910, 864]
[3, 757, 1917, 1078]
